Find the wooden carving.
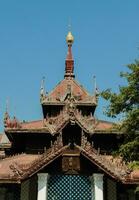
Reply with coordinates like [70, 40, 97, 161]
[62, 155, 80, 174]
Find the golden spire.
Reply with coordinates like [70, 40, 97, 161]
[66, 21, 74, 45]
[66, 31, 74, 45]
[64, 22, 75, 79]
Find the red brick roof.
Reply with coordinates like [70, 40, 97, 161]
[95, 120, 114, 131]
[80, 147, 139, 184]
[0, 154, 40, 183]
[21, 120, 44, 129]
[5, 118, 115, 135]
[0, 144, 67, 183]
[41, 78, 97, 105]
[0, 144, 138, 184]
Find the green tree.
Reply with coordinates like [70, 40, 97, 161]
[101, 60, 139, 162]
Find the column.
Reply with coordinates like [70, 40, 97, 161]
[37, 173, 49, 200]
[93, 173, 104, 200]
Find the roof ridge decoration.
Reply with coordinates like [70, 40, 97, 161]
[44, 103, 97, 134]
[4, 111, 21, 129]
[0, 139, 139, 184]
[76, 142, 132, 183]
[7, 143, 138, 184]
[5, 107, 100, 134]
[9, 143, 69, 182]
[40, 78, 98, 106]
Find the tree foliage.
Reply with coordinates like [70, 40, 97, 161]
[101, 60, 139, 162]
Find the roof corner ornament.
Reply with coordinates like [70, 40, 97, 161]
[40, 76, 46, 102]
[4, 115, 21, 129]
[4, 99, 10, 128]
[93, 75, 99, 101]
[9, 162, 23, 179]
[3, 100, 21, 129]
[4, 111, 10, 128]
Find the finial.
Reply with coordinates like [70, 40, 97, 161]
[66, 20, 74, 45]
[66, 31, 74, 46]
[64, 26, 75, 78]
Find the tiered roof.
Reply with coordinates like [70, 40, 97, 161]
[5, 115, 114, 135]
[0, 30, 138, 185]
[41, 78, 97, 106]
[0, 142, 138, 184]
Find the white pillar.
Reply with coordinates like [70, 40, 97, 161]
[93, 173, 104, 200]
[37, 173, 49, 200]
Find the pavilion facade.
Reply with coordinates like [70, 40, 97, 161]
[0, 31, 138, 200]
